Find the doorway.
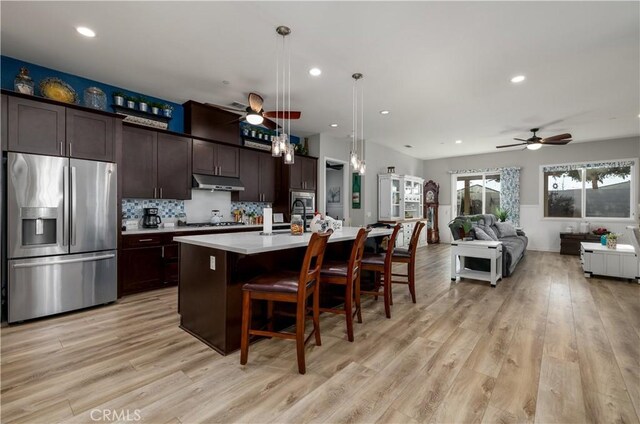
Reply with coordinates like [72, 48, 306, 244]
[324, 157, 349, 221]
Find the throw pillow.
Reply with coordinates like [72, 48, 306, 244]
[494, 222, 518, 238]
[473, 227, 494, 241]
[477, 224, 499, 240]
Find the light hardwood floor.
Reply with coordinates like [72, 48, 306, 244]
[2, 245, 639, 424]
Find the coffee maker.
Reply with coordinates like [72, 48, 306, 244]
[142, 208, 162, 228]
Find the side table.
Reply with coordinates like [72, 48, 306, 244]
[451, 240, 503, 287]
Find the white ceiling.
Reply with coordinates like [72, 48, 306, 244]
[2, 1, 639, 160]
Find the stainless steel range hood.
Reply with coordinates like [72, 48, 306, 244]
[192, 174, 245, 191]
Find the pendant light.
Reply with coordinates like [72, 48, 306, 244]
[272, 25, 294, 165]
[351, 73, 365, 175]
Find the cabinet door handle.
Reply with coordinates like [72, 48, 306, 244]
[160, 187, 163, 198]
[69, 142, 72, 157]
[162, 246, 165, 258]
[60, 142, 63, 156]
[154, 187, 157, 198]
[139, 238, 154, 242]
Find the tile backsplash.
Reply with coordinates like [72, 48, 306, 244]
[122, 197, 269, 221]
[122, 199, 185, 219]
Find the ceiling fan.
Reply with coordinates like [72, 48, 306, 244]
[207, 92, 301, 130]
[496, 128, 572, 151]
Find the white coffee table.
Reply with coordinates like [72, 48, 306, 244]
[451, 240, 503, 287]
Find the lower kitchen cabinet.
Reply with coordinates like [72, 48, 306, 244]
[119, 234, 180, 296]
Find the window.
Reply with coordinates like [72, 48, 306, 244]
[454, 173, 501, 216]
[543, 161, 634, 219]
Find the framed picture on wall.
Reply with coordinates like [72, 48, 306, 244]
[328, 186, 341, 204]
[352, 173, 361, 209]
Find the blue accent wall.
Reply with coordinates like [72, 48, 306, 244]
[1, 55, 184, 133]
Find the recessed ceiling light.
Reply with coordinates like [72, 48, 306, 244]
[380, 110, 390, 115]
[309, 68, 322, 76]
[330, 123, 338, 128]
[510, 75, 526, 83]
[404, 144, 413, 148]
[455, 140, 462, 144]
[76, 26, 96, 38]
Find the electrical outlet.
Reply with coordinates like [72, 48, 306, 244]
[210, 256, 216, 270]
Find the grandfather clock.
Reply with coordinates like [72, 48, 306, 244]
[423, 180, 440, 244]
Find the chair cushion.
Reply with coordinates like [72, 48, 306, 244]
[243, 271, 310, 294]
[362, 252, 386, 266]
[321, 261, 351, 278]
[392, 248, 411, 258]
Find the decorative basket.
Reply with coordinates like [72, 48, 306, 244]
[606, 238, 617, 249]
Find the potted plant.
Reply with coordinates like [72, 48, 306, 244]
[606, 233, 620, 249]
[138, 97, 149, 113]
[162, 104, 173, 118]
[150, 102, 161, 115]
[125, 95, 136, 109]
[448, 216, 478, 240]
[494, 207, 509, 222]
[113, 91, 125, 107]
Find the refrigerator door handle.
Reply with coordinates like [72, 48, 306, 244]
[12, 254, 116, 268]
[63, 166, 69, 246]
[71, 166, 77, 246]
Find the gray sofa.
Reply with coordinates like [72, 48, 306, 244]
[450, 214, 528, 277]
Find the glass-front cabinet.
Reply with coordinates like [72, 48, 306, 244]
[378, 174, 424, 221]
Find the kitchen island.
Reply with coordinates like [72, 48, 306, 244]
[174, 227, 392, 354]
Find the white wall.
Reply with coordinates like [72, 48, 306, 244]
[424, 137, 640, 251]
[309, 133, 423, 226]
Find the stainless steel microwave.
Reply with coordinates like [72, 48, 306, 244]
[291, 191, 315, 214]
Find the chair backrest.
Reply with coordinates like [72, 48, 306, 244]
[298, 230, 333, 300]
[408, 221, 426, 254]
[347, 227, 371, 281]
[384, 224, 403, 269]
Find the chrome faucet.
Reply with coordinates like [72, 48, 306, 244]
[291, 199, 307, 232]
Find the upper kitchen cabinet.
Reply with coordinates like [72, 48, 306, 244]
[157, 133, 192, 200]
[122, 126, 157, 199]
[7, 96, 65, 156]
[183, 101, 241, 145]
[66, 109, 115, 162]
[192, 139, 239, 178]
[122, 125, 192, 200]
[1, 94, 7, 152]
[289, 156, 317, 191]
[234, 149, 275, 202]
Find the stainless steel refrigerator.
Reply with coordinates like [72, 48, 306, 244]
[7, 152, 117, 323]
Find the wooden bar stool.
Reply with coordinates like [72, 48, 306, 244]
[360, 224, 402, 319]
[240, 231, 332, 374]
[318, 228, 370, 342]
[391, 221, 425, 304]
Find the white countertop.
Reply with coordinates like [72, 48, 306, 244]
[174, 227, 393, 255]
[122, 223, 290, 235]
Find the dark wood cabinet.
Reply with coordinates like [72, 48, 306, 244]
[120, 246, 164, 296]
[560, 232, 601, 255]
[1, 94, 7, 152]
[122, 125, 192, 200]
[217, 144, 240, 177]
[120, 234, 181, 296]
[122, 126, 157, 199]
[157, 133, 192, 200]
[192, 139, 216, 175]
[183, 100, 240, 145]
[234, 149, 276, 202]
[66, 109, 115, 161]
[7, 96, 65, 156]
[260, 153, 276, 202]
[289, 156, 317, 191]
[191, 139, 239, 178]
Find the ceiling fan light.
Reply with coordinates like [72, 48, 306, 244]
[246, 112, 264, 125]
[526, 143, 542, 151]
